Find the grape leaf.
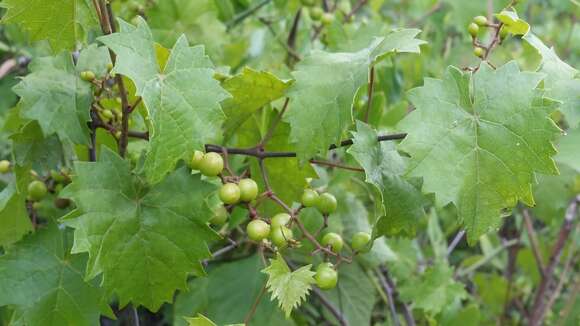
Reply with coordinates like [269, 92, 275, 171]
[262, 253, 315, 318]
[285, 32, 423, 163]
[555, 126, 580, 173]
[0, 164, 32, 248]
[12, 53, 92, 144]
[399, 262, 467, 314]
[76, 44, 112, 79]
[0, 0, 98, 52]
[0, 224, 111, 325]
[99, 18, 230, 184]
[61, 148, 219, 310]
[222, 67, 291, 140]
[11, 121, 63, 172]
[495, 10, 530, 35]
[348, 121, 424, 237]
[184, 314, 216, 326]
[524, 33, 580, 127]
[399, 62, 561, 243]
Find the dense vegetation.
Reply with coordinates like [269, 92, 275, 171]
[0, 0, 578, 325]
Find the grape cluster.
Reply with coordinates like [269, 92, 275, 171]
[189, 150, 374, 290]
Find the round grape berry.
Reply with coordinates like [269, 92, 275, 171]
[80, 70, 96, 82]
[321, 13, 335, 26]
[271, 226, 294, 248]
[190, 150, 205, 170]
[238, 178, 259, 202]
[309, 7, 323, 21]
[219, 183, 241, 205]
[210, 206, 228, 226]
[271, 213, 291, 228]
[199, 152, 224, 177]
[315, 263, 338, 290]
[300, 0, 316, 6]
[247, 219, 271, 241]
[351, 232, 372, 252]
[28, 180, 48, 201]
[317, 193, 337, 214]
[473, 15, 488, 26]
[0, 160, 10, 174]
[468, 23, 479, 38]
[301, 189, 319, 207]
[473, 46, 484, 58]
[321, 232, 343, 253]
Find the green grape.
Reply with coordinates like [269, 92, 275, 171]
[315, 263, 338, 290]
[300, 0, 316, 7]
[247, 219, 271, 241]
[271, 226, 294, 248]
[28, 180, 48, 201]
[321, 232, 343, 253]
[190, 150, 205, 170]
[219, 183, 241, 205]
[499, 26, 509, 40]
[309, 7, 323, 21]
[351, 232, 372, 252]
[317, 193, 337, 214]
[210, 206, 228, 226]
[473, 47, 484, 58]
[473, 15, 488, 26]
[0, 160, 10, 174]
[301, 189, 319, 207]
[468, 23, 479, 38]
[271, 213, 291, 228]
[80, 70, 96, 82]
[199, 152, 224, 177]
[321, 13, 335, 26]
[238, 178, 259, 202]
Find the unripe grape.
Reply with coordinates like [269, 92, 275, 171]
[300, 0, 316, 7]
[271, 226, 294, 248]
[499, 26, 509, 40]
[238, 178, 259, 202]
[473, 47, 484, 58]
[321, 232, 343, 253]
[247, 219, 271, 241]
[100, 109, 114, 121]
[219, 183, 240, 205]
[190, 150, 205, 170]
[309, 7, 323, 21]
[106, 63, 114, 72]
[321, 13, 335, 25]
[301, 189, 319, 207]
[28, 180, 47, 201]
[317, 193, 337, 214]
[315, 263, 338, 290]
[199, 152, 224, 177]
[473, 15, 488, 26]
[80, 70, 96, 82]
[210, 206, 228, 226]
[351, 232, 372, 252]
[271, 213, 291, 228]
[468, 23, 479, 38]
[0, 160, 10, 174]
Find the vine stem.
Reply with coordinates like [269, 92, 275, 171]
[522, 209, 546, 277]
[244, 283, 268, 325]
[377, 266, 415, 326]
[374, 268, 400, 326]
[457, 239, 520, 276]
[446, 229, 465, 257]
[529, 195, 580, 326]
[363, 66, 375, 123]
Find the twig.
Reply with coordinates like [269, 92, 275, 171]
[131, 305, 140, 326]
[258, 18, 302, 61]
[557, 277, 580, 326]
[379, 266, 415, 326]
[309, 159, 364, 172]
[408, 1, 443, 27]
[529, 195, 580, 326]
[244, 283, 268, 324]
[89, 110, 98, 161]
[343, 0, 369, 22]
[374, 268, 401, 326]
[457, 238, 520, 276]
[311, 287, 349, 326]
[259, 98, 290, 147]
[363, 67, 375, 123]
[205, 133, 406, 159]
[286, 9, 302, 67]
[227, 0, 272, 30]
[522, 209, 545, 277]
[446, 230, 465, 257]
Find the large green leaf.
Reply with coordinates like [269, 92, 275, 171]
[99, 18, 230, 184]
[285, 31, 424, 163]
[222, 67, 291, 140]
[348, 121, 424, 237]
[12, 53, 92, 144]
[11, 121, 63, 172]
[399, 62, 560, 243]
[0, 0, 98, 52]
[0, 224, 110, 325]
[61, 148, 219, 310]
[0, 165, 32, 248]
[524, 33, 580, 127]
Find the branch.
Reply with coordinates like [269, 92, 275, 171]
[343, 0, 369, 22]
[363, 66, 375, 123]
[227, 0, 272, 30]
[522, 209, 545, 277]
[311, 286, 349, 326]
[205, 133, 407, 159]
[374, 268, 401, 326]
[529, 195, 580, 326]
[378, 265, 415, 326]
[457, 238, 520, 276]
[446, 230, 465, 257]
